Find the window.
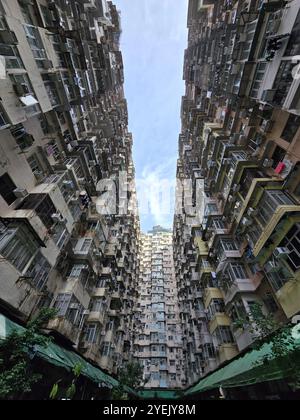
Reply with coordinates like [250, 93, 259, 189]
[0, 225, 38, 272]
[0, 173, 16, 205]
[69, 264, 87, 278]
[80, 238, 92, 252]
[221, 238, 238, 251]
[0, 44, 23, 69]
[207, 299, 225, 320]
[266, 268, 291, 292]
[250, 62, 267, 98]
[84, 323, 98, 343]
[215, 326, 234, 344]
[17, 194, 57, 229]
[239, 20, 257, 61]
[102, 342, 111, 357]
[27, 154, 43, 180]
[285, 10, 300, 57]
[91, 298, 105, 312]
[203, 343, 215, 359]
[204, 203, 218, 216]
[96, 278, 108, 288]
[0, 105, 9, 128]
[54, 293, 72, 316]
[23, 24, 47, 66]
[263, 292, 279, 314]
[42, 74, 60, 106]
[257, 190, 294, 226]
[228, 263, 247, 280]
[212, 218, 226, 230]
[18, 1, 34, 25]
[10, 73, 32, 95]
[54, 294, 84, 327]
[281, 114, 300, 143]
[280, 223, 300, 272]
[272, 61, 295, 106]
[26, 252, 51, 290]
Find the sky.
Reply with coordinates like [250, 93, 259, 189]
[114, 0, 188, 232]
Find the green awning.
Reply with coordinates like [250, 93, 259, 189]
[185, 325, 300, 395]
[0, 314, 119, 389]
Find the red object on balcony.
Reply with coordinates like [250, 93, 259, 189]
[275, 162, 285, 174]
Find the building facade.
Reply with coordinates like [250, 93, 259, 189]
[134, 226, 185, 389]
[174, 0, 300, 387]
[0, 0, 140, 378]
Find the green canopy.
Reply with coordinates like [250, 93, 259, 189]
[0, 314, 118, 389]
[185, 325, 300, 396]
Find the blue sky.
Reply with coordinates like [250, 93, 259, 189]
[114, 0, 188, 232]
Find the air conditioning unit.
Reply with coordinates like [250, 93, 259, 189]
[228, 195, 234, 202]
[241, 217, 252, 227]
[51, 213, 64, 223]
[70, 140, 79, 147]
[13, 83, 30, 96]
[261, 119, 274, 133]
[232, 183, 240, 193]
[13, 187, 28, 198]
[265, 261, 281, 273]
[89, 160, 96, 166]
[83, 310, 90, 315]
[263, 158, 274, 168]
[222, 158, 232, 165]
[247, 207, 258, 217]
[273, 247, 290, 260]
[69, 303, 80, 309]
[62, 180, 74, 189]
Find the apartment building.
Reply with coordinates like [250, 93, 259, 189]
[0, 0, 140, 378]
[174, 0, 300, 387]
[134, 226, 185, 389]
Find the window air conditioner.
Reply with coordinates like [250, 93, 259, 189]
[265, 261, 281, 273]
[51, 213, 64, 223]
[13, 187, 28, 198]
[228, 195, 234, 202]
[232, 183, 240, 193]
[273, 247, 290, 260]
[263, 158, 274, 168]
[241, 217, 252, 227]
[247, 207, 258, 217]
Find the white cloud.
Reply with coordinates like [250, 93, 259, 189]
[136, 156, 177, 227]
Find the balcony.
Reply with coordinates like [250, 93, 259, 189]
[204, 288, 223, 308]
[48, 317, 80, 344]
[223, 278, 257, 305]
[88, 311, 105, 324]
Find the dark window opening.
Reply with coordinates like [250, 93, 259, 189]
[17, 193, 56, 228]
[271, 145, 286, 169]
[0, 173, 17, 205]
[281, 114, 300, 143]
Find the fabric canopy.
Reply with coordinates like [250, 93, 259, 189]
[0, 314, 119, 389]
[185, 324, 300, 396]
